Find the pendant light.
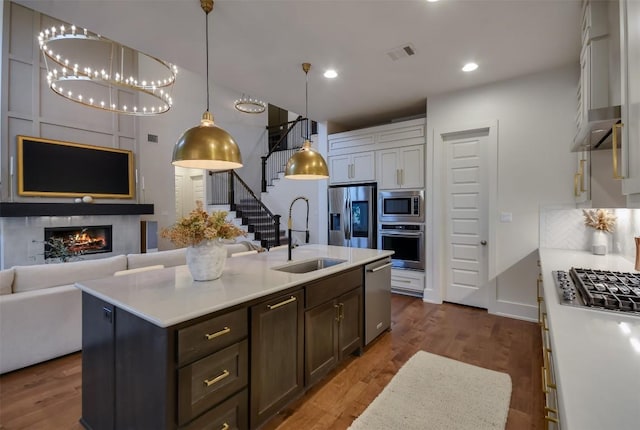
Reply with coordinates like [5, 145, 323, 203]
[172, 0, 242, 170]
[284, 63, 329, 180]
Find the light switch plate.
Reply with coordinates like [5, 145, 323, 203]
[500, 212, 513, 222]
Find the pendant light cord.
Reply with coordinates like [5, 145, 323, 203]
[205, 11, 210, 113]
[304, 65, 310, 140]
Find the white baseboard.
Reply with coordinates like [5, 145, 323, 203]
[490, 300, 538, 322]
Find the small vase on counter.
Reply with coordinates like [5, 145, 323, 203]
[591, 230, 608, 255]
[186, 239, 227, 281]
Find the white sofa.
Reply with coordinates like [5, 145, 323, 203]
[0, 243, 258, 374]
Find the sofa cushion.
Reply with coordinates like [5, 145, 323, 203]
[0, 269, 14, 296]
[12, 254, 127, 293]
[127, 248, 187, 270]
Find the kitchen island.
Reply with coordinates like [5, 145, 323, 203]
[538, 248, 640, 430]
[75, 245, 393, 430]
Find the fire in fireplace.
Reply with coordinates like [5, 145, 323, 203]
[44, 225, 112, 259]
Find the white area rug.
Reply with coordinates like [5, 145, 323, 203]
[349, 351, 512, 430]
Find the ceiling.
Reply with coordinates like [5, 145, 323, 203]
[16, 0, 581, 131]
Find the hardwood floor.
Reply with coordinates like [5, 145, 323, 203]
[0, 295, 544, 429]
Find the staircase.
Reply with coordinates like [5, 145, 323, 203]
[209, 170, 285, 249]
[208, 117, 314, 249]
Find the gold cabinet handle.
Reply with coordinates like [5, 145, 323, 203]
[574, 172, 581, 197]
[579, 159, 586, 192]
[541, 366, 548, 394]
[204, 369, 230, 387]
[334, 303, 341, 322]
[537, 275, 543, 302]
[204, 326, 231, 341]
[613, 122, 625, 179]
[543, 348, 557, 390]
[396, 169, 401, 185]
[339, 302, 345, 321]
[542, 312, 549, 332]
[267, 295, 296, 310]
[401, 169, 404, 185]
[221, 424, 230, 430]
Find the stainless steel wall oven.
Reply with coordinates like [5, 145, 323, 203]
[378, 223, 425, 271]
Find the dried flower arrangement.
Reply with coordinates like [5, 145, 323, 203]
[582, 209, 617, 233]
[160, 201, 246, 248]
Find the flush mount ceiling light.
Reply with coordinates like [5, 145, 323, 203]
[462, 62, 479, 72]
[234, 94, 266, 114]
[172, 0, 242, 171]
[323, 69, 338, 79]
[37, 25, 176, 115]
[284, 63, 329, 180]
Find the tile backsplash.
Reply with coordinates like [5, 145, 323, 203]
[540, 207, 640, 264]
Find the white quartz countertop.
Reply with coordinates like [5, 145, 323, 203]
[538, 248, 640, 430]
[75, 245, 393, 328]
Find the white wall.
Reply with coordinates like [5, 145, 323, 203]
[427, 65, 578, 320]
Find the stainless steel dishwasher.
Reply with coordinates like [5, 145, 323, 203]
[364, 257, 392, 345]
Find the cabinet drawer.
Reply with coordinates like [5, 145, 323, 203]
[178, 307, 247, 365]
[306, 267, 362, 309]
[178, 339, 248, 425]
[180, 388, 248, 430]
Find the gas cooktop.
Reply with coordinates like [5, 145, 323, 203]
[553, 268, 640, 316]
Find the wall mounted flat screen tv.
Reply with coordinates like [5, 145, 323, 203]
[17, 135, 134, 198]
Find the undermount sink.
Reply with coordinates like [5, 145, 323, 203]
[272, 258, 347, 274]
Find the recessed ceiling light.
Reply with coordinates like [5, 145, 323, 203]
[324, 69, 338, 79]
[462, 62, 478, 72]
[427, 0, 440, 2]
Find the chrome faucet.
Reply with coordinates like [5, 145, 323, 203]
[288, 196, 310, 261]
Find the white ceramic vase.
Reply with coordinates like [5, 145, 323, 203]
[186, 239, 226, 281]
[591, 230, 608, 255]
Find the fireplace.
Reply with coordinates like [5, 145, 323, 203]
[44, 225, 112, 259]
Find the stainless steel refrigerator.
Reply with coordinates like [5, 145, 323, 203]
[328, 183, 376, 249]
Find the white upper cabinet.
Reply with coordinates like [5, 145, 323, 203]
[620, 0, 640, 196]
[376, 145, 424, 190]
[328, 152, 375, 184]
[327, 118, 426, 188]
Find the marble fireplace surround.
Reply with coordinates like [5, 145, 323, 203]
[0, 203, 153, 269]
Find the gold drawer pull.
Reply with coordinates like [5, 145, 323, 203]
[544, 415, 559, 424]
[544, 349, 557, 390]
[221, 423, 230, 430]
[334, 304, 341, 322]
[204, 326, 231, 341]
[204, 369, 230, 387]
[267, 296, 296, 310]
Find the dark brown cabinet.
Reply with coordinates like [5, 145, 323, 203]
[80, 292, 248, 430]
[304, 268, 363, 387]
[250, 290, 304, 429]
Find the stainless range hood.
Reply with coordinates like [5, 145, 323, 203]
[573, 105, 622, 151]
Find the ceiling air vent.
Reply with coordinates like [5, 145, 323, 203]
[386, 43, 416, 61]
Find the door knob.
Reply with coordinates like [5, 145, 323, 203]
[480, 240, 487, 246]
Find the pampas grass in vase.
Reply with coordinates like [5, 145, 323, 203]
[582, 209, 616, 255]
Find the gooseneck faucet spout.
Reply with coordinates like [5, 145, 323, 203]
[288, 196, 309, 261]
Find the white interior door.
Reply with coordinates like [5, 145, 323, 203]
[174, 171, 204, 218]
[444, 129, 489, 308]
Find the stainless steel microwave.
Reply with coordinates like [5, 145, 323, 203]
[378, 190, 424, 223]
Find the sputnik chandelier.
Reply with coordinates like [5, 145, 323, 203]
[37, 24, 177, 115]
[234, 94, 266, 114]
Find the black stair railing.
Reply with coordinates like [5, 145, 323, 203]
[209, 170, 282, 249]
[261, 116, 308, 192]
